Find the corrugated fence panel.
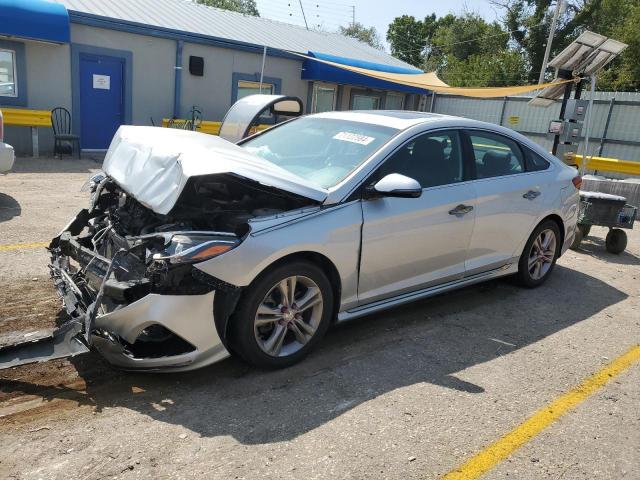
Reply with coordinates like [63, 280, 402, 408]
[434, 96, 503, 124]
[430, 92, 640, 164]
[503, 101, 560, 133]
[605, 104, 640, 143]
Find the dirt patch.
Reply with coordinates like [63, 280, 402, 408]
[0, 277, 65, 344]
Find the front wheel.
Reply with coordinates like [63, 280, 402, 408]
[516, 220, 561, 288]
[229, 261, 334, 368]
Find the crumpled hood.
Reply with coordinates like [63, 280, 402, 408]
[102, 126, 328, 215]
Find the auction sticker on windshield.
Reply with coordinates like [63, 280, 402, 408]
[333, 132, 375, 145]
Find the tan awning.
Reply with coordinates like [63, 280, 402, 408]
[296, 52, 574, 98]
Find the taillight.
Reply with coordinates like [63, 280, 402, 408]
[572, 175, 582, 189]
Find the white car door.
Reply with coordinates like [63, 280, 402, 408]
[463, 129, 552, 275]
[358, 130, 476, 305]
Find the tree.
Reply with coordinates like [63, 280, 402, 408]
[386, 12, 527, 86]
[431, 14, 508, 60]
[339, 22, 384, 50]
[496, 0, 604, 82]
[582, 0, 640, 90]
[386, 15, 430, 67]
[439, 51, 528, 86]
[195, 0, 259, 16]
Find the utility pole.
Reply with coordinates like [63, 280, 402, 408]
[298, 0, 309, 30]
[538, 0, 564, 84]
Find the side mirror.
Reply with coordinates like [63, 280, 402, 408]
[367, 173, 422, 199]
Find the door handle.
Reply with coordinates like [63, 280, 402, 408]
[448, 204, 474, 216]
[523, 190, 541, 200]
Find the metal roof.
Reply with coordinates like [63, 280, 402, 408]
[53, 0, 413, 68]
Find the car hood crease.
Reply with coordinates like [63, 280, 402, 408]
[102, 126, 328, 215]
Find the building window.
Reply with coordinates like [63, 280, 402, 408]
[352, 94, 380, 110]
[312, 83, 336, 113]
[0, 49, 17, 97]
[237, 80, 274, 100]
[385, 92, 404, 110]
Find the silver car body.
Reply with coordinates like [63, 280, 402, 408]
[57, 112, 580, 371]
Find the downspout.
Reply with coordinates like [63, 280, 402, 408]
[173, 40, 184, 119]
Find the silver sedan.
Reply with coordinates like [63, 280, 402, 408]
[46, 111, 580, 371]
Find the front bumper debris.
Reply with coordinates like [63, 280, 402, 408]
[0, 320, 89, 369]
[0, 210, 231, 372]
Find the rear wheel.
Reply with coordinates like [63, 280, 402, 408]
[516, 220, 561, 288]
[605, 228, 627, 254]
[570, 227, 583, 250]
[229, 261, 333, 368]
[578, 223, 592, 237]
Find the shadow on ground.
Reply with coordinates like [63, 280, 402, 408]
[0, 265, 627, 444]
[0, 193, 20, 223]
[11, 156, 103, 174]
[577, 233, 640, 266]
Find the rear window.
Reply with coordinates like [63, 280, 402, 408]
[524, 147, 551, 171]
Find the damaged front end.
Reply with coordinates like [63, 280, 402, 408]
[0, 126, 324, 371]
[2, 172, 312, 371]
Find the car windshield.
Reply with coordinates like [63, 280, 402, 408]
[242, 117, 398, 189]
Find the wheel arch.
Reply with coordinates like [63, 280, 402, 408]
[519, 213, 566, 259]
[540, 213, 566, 251]
[255, 251, 343, 321]
[216, 250, 343, 344]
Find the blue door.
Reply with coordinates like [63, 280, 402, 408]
[79, 53, 125, 149]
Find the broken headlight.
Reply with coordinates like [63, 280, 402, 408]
[151, 233, 239, 265]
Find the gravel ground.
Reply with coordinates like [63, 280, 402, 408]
[0, 158, 638, 480]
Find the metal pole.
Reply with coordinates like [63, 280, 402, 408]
[538, 0, 563, 84]
[598, 97, 615, 156]
[552, 70, 574, 156]
[259, 46, 267, 93]
[430, 92, 436, 112]
[298, 0, 309, 30]
[580, 75, 597, 176]
[173, 40, 184, 118]
[499, 96, 508, 126]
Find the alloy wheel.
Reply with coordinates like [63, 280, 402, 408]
[254, 275, 324, 357]
[527, 228, 557, 280]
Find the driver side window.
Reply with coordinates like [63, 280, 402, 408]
[376, 130, 464, 188]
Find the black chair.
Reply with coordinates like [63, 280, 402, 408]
[51, 107, 80, 159]
[189, 105, 202, 131]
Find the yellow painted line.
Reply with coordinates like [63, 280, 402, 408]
[442, 344, 640, 480]
[0, 241, 49, 252]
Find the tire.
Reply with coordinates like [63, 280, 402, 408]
[605, 228, 627, 254]
[516, 220, 562, 288]
[570, 227, 583, 250]
[229, 261, 334, 368]
[578, 223, 591, 238]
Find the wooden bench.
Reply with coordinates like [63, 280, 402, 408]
[1, 108, 51, 158]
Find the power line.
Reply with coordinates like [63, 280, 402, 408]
[258, 2, 352, 29]
[388, 20, 548, 56]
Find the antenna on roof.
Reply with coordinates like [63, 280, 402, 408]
[298, 0, 309, 30]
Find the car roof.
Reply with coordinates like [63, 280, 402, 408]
[310, 110, 448, 130]
[309, 110, 517, 132]
[308, 110, 563, 171]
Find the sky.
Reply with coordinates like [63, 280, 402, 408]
[255, 0, 502, 50]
